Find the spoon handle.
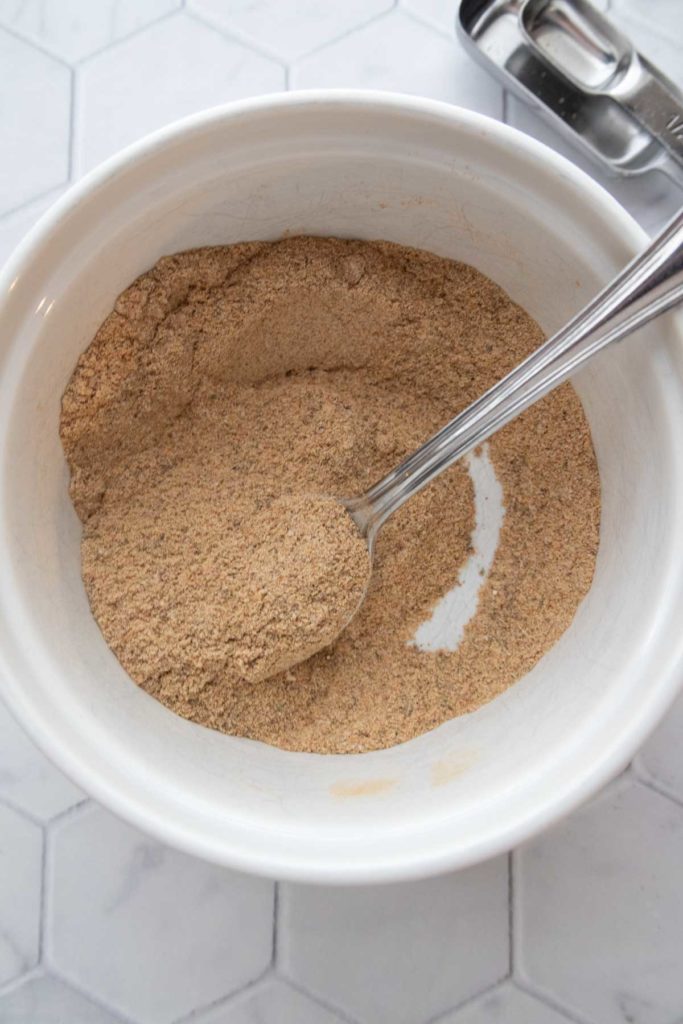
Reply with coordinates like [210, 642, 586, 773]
[346, 210, 683, 543]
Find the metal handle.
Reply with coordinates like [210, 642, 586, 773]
[346, 210, 683, 546]
[610, 56, 683, 171]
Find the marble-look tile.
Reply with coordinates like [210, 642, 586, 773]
[0, 973, 124, 1024]
[504, 95, 682, 235]
[190, 0, 393, 62]
[47, 805, 274, 1024]
[401, 0, 458, 36]
[193, 977, 346, 1024]
[0, 188, 65, 271]
[0, 29, 70, 216]
[292, 9, 503, 117]
[403, 0, 607, 39]
[0, 804, 42, 987]
[76, 13, 284, 173]
[611, 0, 683, 44]
[0, 696, 83, 822]
[613, 8, 683, 85]
[439, 981, 573, 1023]
[280, 857, 508, 1024]
[0, 6, 682, 1024]
[636, 690, 683, 805]
[0, 0, 180, 64]
[516, 778, 683, 1024]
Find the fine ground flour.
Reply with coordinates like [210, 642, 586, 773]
[60, 237, 600, 754]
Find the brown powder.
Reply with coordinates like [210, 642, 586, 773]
[82, 489, 369, 688]
[60, 236, 600, 754]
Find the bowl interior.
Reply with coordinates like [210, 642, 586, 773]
[1, 97, 682, 881]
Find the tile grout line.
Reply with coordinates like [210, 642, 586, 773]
[183, 6, 288, 70]
[0, 181, 69, 226]
[67, 64, 78, 183]
[175, 967, 366, 1024]
[0, 20, 71, 67]
[0, 792, 45, 829]
[514, 975, 596, 1024]
[288, 4, 403, 77]
[396, 3, 452, 38]
[423, 974, 510, 1024]
[47, 966, 137, 1024]
[507, 850, 514, 976]
[510, 848, 520, 980]
[40, 816, 56, 970]
[37, 822, 48, 966]
[632, 772, 683, 813]
[72, 5, 187, 68]
[172, 973, 272, 1024]
[271, 881, 280, 968]
[169, 880, 279, 1024]
[1, 2, 183, 67]
[399, 6, 457, 45]
[283, 976, 364, 1024]
[38, 818, 134, 1022]
[0, 967, 43, 1001]
[511, 847, 590, 1023]
[45, 797, 92, 830]
[417, 851, 518, 1023]
[274, 893, 363, 1024]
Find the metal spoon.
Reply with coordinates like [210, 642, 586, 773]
[342, 209, 683, 553]
[270, 209, 679, 679]
[457, 0, 683, 184]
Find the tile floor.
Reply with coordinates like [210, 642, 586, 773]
[0, 1, 682, 1022]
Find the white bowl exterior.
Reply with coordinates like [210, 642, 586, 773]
[0, 93, 682, 883]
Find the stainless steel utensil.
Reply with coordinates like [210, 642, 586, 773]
[344, 209, 683, 549]
[457, 0, 683, 184]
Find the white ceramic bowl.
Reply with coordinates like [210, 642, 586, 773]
[1, 92, 682, 884]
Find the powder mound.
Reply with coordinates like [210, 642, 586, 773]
[82, 484, 369, 689]
[61, 236, 600, 754]
[235, 496, 370, 681]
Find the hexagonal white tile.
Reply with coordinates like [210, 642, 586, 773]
[47, 805, 274, 1024]
[280, 857, 508, 1024]
[0, 187, 66, 271]
[405, 0, 607, 31]
[516, 778, 683, 1024]
[0, 29, 70, 216]
[611, 0, 683, 44]
[439, 981, 573, 1023]
[0, 973, 124, 1024]
[611, 8, 683, 85]
[76, 13, 285, 173]
[400, 0, 458, 36]
[0, 696, 83, 822]
[0, 0, 180, 64]
[291, 9, 503, 116]
[0, 804, 42, 987]
[192, 976, 346, 1024]
[636, 690, 683, 805]
[189, 0, 393, 63]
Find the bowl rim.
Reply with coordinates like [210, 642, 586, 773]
[1, 89, 682, 884]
